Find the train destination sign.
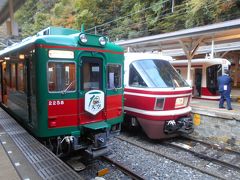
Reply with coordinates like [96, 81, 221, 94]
[48, 50, 74, 59]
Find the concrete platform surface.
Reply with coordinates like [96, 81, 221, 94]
[0, 142, 20, 180]
[191, 98, 240, 120]
[0, 108, 82, 180]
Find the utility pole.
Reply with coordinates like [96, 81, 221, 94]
[171, 0, 175, 13]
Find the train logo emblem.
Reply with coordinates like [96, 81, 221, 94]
[85, 90, 105, 115]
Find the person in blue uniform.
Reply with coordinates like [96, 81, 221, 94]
[217, 69, 233, 110]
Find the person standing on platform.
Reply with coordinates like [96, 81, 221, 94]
[217, 69, 233, 110]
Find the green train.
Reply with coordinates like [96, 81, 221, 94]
[0, 27, 124, 157]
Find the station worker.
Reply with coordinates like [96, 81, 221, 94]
[217, 69, 233, 110]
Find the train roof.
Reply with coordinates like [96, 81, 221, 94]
[0, 27, 123, 57]
[170, 58, 231, 66]
[124, 52, 173, 64]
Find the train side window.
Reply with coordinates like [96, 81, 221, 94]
[11, 63, 16, 90]
[47, 62, 76, 92]
[107, 64, 122, 89]
[17, 63, 24, 92]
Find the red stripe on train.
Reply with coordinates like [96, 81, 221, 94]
[124, 94, 190, 111]
[201, 87, 218, 96]
[48, 95, 122, 128]
[124, 88, 192, 95]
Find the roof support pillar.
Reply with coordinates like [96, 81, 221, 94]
[233, 54, 239, 87]
[8, 0, 14, 36]
[5, 0, 18, 36]
[178, 37, 203, 86]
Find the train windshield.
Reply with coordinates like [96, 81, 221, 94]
[129, 59, 189, 88]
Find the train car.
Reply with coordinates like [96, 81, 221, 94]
[170, 57, 231, 100]
[0, 27, 124, 157]
[123, 53, 193, 139]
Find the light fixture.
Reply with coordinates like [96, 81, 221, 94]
[19, 54, 25, 60]
[79, 34, 87, 43]
[154, 98, 165, 110]
[175, 97, 188, 108]
[99, 37, 106, 46]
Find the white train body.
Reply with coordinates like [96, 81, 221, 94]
[170, 58, 231, 100]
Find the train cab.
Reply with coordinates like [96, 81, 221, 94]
[123, 53, 193, 139]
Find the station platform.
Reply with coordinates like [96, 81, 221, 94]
[190, 96, 240, 150]
[0, 108, 82, 180]
[191, 98, 240, 120]
[191, 87, 240, 119]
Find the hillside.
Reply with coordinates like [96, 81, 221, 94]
[15, 0, 240, 41]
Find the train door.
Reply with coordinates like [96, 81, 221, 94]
[80, 56, 104, 124]
[194, 69, 202, 97]
[26, 57, 33, 124]
[206, 64, 221, 95]
[0, 62, 3, 103]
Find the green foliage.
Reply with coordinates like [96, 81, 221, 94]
[14, 0, 240, 39]
[185, 0, 219, 28]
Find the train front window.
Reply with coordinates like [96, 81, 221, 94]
[81, 57, 102, 91]
[47, 62, 76, 92]
[130, 59, 189, 88]
[107, 64, 122, 89]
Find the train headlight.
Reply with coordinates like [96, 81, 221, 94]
[79, 33, 88, 43]
[154, 98, 165, 110]
[99, 37, 106, 46]
[175, 97, 188, 108]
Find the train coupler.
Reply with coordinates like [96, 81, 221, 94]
[84, 132, 109, 158]
[164, 116, 193, 134]
[85, 147, 109, 158]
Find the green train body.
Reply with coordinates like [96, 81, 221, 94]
[0, 27, 124, 157]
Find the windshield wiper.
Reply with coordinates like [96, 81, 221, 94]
[62, 80, 75, 94]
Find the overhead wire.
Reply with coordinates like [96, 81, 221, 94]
[89, 0, 235, 40]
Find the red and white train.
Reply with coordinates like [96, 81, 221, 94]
[123, 53, 193, 139]
[170, 58, 231, 100]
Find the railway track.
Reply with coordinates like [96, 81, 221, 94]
[117, 132, 240, 180]
[102, 155, 145, 180]
[165, 136, 240, 172]
[63, 152, 144, 179]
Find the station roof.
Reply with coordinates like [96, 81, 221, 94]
[116, 19, 240, 57]
[0, 0, 26, 25]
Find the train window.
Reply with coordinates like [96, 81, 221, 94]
[82, 57, 102, 91]
[47, 62, 76, 92]
[17, 63, 24, 92]
[131, 59, 189, 88]
[11, 63, 16, 90]
[107, 64, 122, 89]
[129, 64, 147, 87]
